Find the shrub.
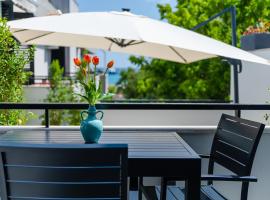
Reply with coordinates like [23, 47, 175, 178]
[41, 60, 81, 125]
[0, 18, 35, 125]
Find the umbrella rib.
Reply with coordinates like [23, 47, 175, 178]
[13, 29, 28, 33]
[169, 46, 187, 63]
[108, 41, 113, 51]
[105, 37, 144, 47]
[124, 40, 145, 47]
[120, 39, 125, 46]
[24, 32, 54, 43]
[106, 37, 118, 44]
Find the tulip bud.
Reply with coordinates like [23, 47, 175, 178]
[83, 54, 91, 64]
[73, 58, 81, 67]
[92, 56, 99, 65]
[107, 60, 114, 68]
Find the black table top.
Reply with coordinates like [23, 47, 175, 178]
[0, 130, 199, 160]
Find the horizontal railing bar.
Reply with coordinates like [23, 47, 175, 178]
[0, 125, 216, 132]
[0, 103, 270, 110]
[0, 126, 270, 134]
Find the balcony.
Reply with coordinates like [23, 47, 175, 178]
[0, 102, 269, 200]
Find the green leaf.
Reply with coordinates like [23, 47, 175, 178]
[100, 93, 115, 100]
[0, 18, 35, 125]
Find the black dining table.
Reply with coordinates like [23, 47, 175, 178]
[0, 130, 201, 200]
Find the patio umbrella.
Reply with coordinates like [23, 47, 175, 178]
[7, 11, 270, 65]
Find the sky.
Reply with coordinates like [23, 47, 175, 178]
[78, 0, 177, 18]
[76, 0, 177, 69]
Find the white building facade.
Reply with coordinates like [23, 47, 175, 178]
[1, 0, 79, 84]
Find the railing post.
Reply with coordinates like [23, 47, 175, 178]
[45, 109, 49, 128]
[235, 109, 241, 117]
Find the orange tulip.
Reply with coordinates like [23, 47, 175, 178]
[107, 60, 114, 68]
[73, 58, 81, 67]
[92, 56, 99, 65]
[83, 54, 91, 64]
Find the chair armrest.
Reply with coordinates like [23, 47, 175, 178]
[198, 154, 211, 158]
[201, 174, 257, 182]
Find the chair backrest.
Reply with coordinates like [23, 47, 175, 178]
[0, 143, 128, 200]
[209, 113, 265, 176]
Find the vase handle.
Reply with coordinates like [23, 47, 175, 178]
[96, 110, 104, 120]
[80, 111, 89, 121]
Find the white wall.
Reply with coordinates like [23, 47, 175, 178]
[23, 84, 237, 127]
[33, 0, 57, 16]
[24, 83, 234, 126]
[66, 47, 77, 75]
[34, 46, 50, 83]
[239, 49, 270, 123]
[239, 48, 270, 104]
[69, 0, 79, 13]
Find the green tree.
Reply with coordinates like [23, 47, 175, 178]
[117, 67, 144, 98]
[119, 0, 270, 100]
[0, 18, 35, 125]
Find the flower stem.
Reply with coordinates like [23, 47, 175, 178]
[94, 64, 97, 87]
[104, 67, 109, 76]
[87, 63, 90, 83]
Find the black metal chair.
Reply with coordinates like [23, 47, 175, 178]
[0, 143, 128, 200]
[139, 113, 265, 200]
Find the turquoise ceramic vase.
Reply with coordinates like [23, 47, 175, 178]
[80, 105, 104, 143]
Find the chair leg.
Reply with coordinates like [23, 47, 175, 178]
[130, 177, 138, 191]
[138, 177, 143, 200]
[160, 177, 168, 200]
[241, 182, 249, 200]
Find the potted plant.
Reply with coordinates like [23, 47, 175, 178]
[73, 54, 114, 143]
[241, 19, 270, 50]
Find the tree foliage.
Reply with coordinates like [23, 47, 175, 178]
[0, 18, 35, 125]
[119, 0, 270, 100]
[42, 60, 81, 125]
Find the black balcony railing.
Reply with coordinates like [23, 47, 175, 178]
[0, 103, 270, 128]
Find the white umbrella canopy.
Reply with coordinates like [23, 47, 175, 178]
[7, 11, 270, 65]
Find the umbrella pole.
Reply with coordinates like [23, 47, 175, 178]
[192, 6, 240, 117]
[231, 7, 241, 117]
